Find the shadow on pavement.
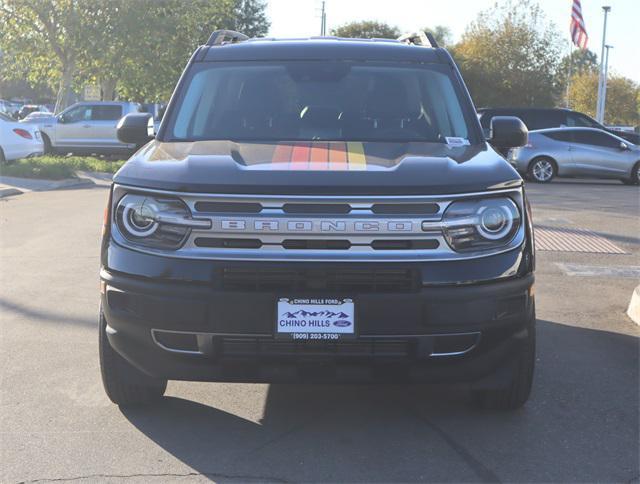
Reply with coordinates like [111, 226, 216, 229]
[120, 320, 639, 482]
[0, 297, 95, 327]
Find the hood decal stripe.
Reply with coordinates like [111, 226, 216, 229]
[347, 142, 366, 170]
[272, 143, 293, 163]
[329, 143, 348, 170]
[310, 143, 329, 170]
[270, 142, 367, 171]
[290, 143, 310, 170]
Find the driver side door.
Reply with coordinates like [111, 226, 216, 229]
[53, 104, 93, 149]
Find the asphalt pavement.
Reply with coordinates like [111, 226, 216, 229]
[1, 179, 638, 483]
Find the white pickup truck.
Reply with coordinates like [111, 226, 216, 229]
[21, 101, 142, 156]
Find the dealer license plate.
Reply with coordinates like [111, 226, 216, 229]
[276, 297, 355, 340]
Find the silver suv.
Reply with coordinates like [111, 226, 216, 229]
[22, 101, 142, 156]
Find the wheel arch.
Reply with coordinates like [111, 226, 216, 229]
[40, 132, 53, 154]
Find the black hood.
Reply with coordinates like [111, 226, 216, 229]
[114, 140, 522, 195]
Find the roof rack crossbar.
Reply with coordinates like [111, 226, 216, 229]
[206, 29, 249, 46]
[397, 31, 439, 48]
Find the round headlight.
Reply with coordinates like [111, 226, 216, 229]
[477, 205, 513, 240]
[442, 196, 521, 252]
[114, 194, 193, 249]
[122, 202, 158, 237]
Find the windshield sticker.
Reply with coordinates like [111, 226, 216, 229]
[445, 137, 470, 147]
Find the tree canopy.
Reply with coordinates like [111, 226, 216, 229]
[2, 0, 637, 123]
[569, 71, 639, 125]
[451, 0, 562, 108]
[331, 21, 400, 39]
[422, 25, 452, 46]
[0, 0, 270, 110]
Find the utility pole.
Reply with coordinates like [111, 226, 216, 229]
[600, 44, 613, 123]
[320, 1, 327, 36]
[595, 6, 611, 123]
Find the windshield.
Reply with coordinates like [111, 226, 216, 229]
[165, 61, 475, 143]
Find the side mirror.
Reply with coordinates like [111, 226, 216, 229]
[489, 116, 528, 149]
[620, 142, 629, 150]
[57, 114, 67, 124]
[117, 113, 154, 145]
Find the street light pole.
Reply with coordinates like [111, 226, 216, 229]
[600, 44, 613, 123]
[595, 6, 611, 123]
[320, 1, 326, 36]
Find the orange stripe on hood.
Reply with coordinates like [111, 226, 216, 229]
[329, 142, 348, 170]
[272, 143, 293, 163]
[290, 142, 310, 170]
[309, 143, 329, 170]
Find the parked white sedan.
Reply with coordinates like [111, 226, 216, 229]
[0, 112, 44, 163]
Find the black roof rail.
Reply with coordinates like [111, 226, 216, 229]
[397, 31, 439, 48]
[206, 29, 249, 46]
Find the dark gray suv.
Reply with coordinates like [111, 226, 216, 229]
[100, 30, 534, 411]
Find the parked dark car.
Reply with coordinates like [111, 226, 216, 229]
[478, 107, 640, 145]
[100, 30, 535, 411]
[17, 104, 51, 120]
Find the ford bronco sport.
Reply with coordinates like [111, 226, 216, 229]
[100, 31, 535, 410]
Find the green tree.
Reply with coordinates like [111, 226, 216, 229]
[422, 25, 452, 46]
[75, 0, 145, 101]
[231, 0, 270, 37]
[0, 0, 270, 105]
[557, 48, 598, 103]
[569, 71, 639, 125]
[331, 21, 400, 39]
[0, 0, 86, 112]
[451, 0, 562, 108]
[114, 0, 238, 102]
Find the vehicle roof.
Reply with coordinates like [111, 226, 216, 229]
[201, 38, 444, 63]
[532, 127, 609, 133]
[530, 127, 634, 143]
[477, 107, 572, 113]
[73, 101, 138, 105]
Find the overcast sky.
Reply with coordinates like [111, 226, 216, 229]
[267, 0, 639, 83]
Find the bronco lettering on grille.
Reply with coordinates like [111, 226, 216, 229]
[218, 219, 415, 233]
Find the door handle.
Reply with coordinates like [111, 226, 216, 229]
[82, 124, 91, 128]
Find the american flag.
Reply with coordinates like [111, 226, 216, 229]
[570, 0, 588, 49]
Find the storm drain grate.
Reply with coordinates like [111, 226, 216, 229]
[535, 226, 627, 254]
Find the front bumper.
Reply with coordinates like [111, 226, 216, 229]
[101, 241, 535, 384]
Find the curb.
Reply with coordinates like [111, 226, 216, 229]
[44, 177, 96, 190]
[627, 285, 640, 325]
[0, 175, 96, 194]
[0, 187, 23, 198]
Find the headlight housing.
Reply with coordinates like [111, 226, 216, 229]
[114, 194, 209, 249]
[441, 197, 520, 252]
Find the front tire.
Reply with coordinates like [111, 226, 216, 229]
[527, 157, 556, 183]
[621, 162, 640, 185]
[99, 307, 167, 406]
[472, 305, 536, 411]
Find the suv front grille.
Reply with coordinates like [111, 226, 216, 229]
[182, 194, 451, 261]
[110, 187, 525, 262]
[220, 267, 418, 292]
